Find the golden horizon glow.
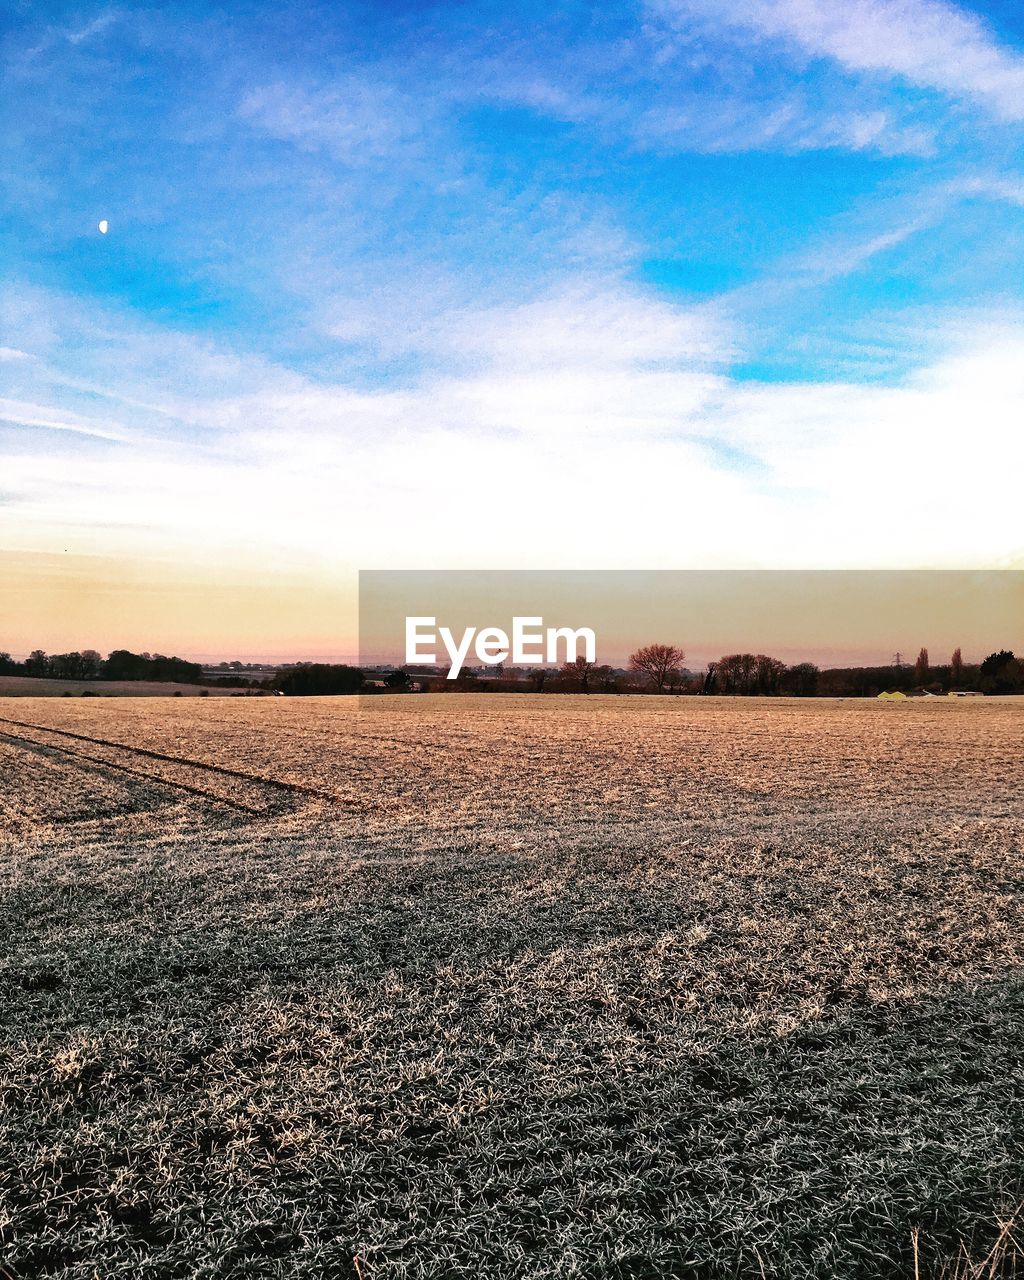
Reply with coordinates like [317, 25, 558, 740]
[3, 558, 1021, 669]
[0, 550, 359, 663]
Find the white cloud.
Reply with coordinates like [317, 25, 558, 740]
[951, 172, 1024, 206]
[65, 11, 118, 45]
[659, 0, 1024, 121]
[238, 80, 425, 165]
[437, 284, 733, 372]
[2, 284, 1022, 575]
[0, 397, 134, 443]
[465, 36, 938, 158]
[790, 222, 929, 280]
[636, 98, 935, 157]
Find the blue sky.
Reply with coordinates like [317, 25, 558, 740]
[2, 0, 1024, 654]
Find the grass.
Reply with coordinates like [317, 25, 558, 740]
[922, 1203, 1022, 1277]
[0, 694, 1021, 1277]
[0, 676, 235, 697]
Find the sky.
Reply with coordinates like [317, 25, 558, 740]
[2, 0, 1024, 660]
[359, 571, 1024, 669]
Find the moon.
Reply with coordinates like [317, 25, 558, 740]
[98, 220, 109, 234]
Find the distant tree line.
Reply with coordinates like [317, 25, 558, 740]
[3, 646, 1020, 697]
[426, 643, 1022, 697]
[0, 650, 371, 695]
[815, 647, 1023, 697]
[0, 648, 203, 684]
[245, 647, 1023, 697]
[272, 665, 363, 695]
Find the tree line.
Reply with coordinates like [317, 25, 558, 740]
[0, 648, 205, 684]
[3, 645, 1020, 697]
[617, 643, 1020, 696]
[455, 642, 1020, 696]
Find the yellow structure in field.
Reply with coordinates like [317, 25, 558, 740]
[877, 690, 908, 700]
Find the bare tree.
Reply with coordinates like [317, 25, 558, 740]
[24, 649, 48, 678]
[754, 653, 787, 695]
[717, 653, 787, 695]
[915, 647, 930, 686]
[561, 656, 597, 693]
[594, 664, 617, 693]
[629, 643, 685, 693]
[783, 662, 819, 697]
[950, 647, 963, 686]
[716, 655, 747, 696]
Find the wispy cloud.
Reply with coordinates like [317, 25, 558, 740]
[636, 99, 935, 157]
[3, 282, 1022, 575]
[462, 22, 941, 159]
[65, 11, 119, 46]
[0, 398, 135, 444]
[951, 172, 1024, 205]
[657, 0, 1024, 121]
[238, 79, 427, 166]
[422, 283, 734, 372]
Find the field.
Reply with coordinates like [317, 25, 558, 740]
[0, 676, 239, 698]
[0, 694, 1021, 1279]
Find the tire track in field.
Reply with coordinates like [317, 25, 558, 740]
[0, 729, 267, 816]
[0, 716, 362, 809]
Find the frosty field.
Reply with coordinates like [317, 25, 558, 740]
[0, 694, 1021, 1278]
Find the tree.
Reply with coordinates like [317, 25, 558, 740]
[914, 647, 929, 686]
[273, 664, 364, 695]
[714, 653, 788, 695]
[103, 649, 150, 681]
[148, 654, 203, 683]
[593, 665, 618, 693]
[629, 643, 685, 693]
[102, 649, 201, 683]
[24, 649, 48, 677]
[0, 651, 17, 674]
[49, 652, 83, 680]
[950, 647, 963, 686]
[715, 654, 746, 695]
[754, 654, 787, 695]
[45, 651, 102, 680]
[978, 650, 1023, 695]
[782, 662, 819, 697]
[561, 655, 597, 693]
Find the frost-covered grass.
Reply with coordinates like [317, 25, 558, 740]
[0, 695, 1021, 1277]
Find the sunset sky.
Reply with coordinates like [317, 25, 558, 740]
[3, 1, 1024, 660]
